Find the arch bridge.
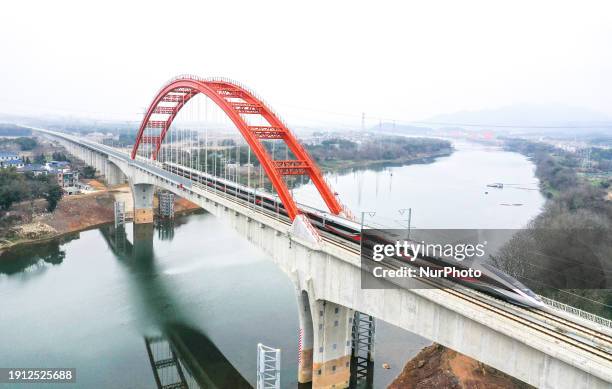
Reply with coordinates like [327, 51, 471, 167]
[28, 75, 612, 389]
[132, 75, 345, 221]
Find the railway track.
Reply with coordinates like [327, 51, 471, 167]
[375, 254, 612, 362]
[238, 203, 612, 360]
[61, 138, 612, 364]
[526, 305, 612, 346]
[186, 167, 612, 352]
[282, 220, 612, 361]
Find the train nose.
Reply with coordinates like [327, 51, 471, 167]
[524, 294, 546, 309]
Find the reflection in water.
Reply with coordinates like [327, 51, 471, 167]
[0, 234, 78, 275]
[101, 223, 252, 389]
[0, 144, 547, 388]
[145, 335, 191, 389]
[157, 219, 176, 241]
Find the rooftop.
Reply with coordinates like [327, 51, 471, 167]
[19, 164, 46, 171]
[3, 159, 24, 165]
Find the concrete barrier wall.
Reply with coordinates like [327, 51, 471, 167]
[56, 139, 612, 389]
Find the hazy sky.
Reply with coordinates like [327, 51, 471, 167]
[1, 0, 611, 127]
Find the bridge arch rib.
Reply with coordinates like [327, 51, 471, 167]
[132, 75, 343, 220]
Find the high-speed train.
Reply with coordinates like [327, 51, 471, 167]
[162, 161, 544, 308]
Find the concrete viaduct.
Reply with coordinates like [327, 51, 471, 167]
[32, 127, 612, 389]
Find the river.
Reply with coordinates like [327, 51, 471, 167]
[0, 141, 545, 388]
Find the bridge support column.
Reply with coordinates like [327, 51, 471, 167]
[131, 183, 154, 224]
[296, 291, 314, 384]
[104, 161, 124, 187]
[311, 300, 353, 389]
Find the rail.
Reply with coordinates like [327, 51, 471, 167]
[39, 128, 612, 333]
[538, 295, 612, 328]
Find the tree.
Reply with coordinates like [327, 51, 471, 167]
[0, 169, 29, 211]
[43, 183, 63, 212]
[51, 152, 70, 162]
[34, 154, 46, 164]
[80, 165, 96, 179]
[14, 137, 38, 151]
[0, 168, 63, 213]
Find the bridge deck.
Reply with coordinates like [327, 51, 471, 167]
[30, 126, 612, 387]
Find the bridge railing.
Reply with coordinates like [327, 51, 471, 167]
[42, 129, 612, 334]
[538, 295, 612, 328]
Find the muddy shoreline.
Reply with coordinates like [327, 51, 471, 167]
[0, 208, 203, 256]
[0, 187, 202, 255]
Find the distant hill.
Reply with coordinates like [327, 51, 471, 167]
[425, 103, 612, 134]
[0, 123, 31, 136]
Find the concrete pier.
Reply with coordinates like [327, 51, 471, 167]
[296, 291, 314, 384]
[311, 300, 353, 389]
[132, 183, 154, 224]
[36, 128, 612, 389]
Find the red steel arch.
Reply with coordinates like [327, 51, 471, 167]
[132, 75, 343, 220]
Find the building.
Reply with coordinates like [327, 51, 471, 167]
[57, 170, 79, 188]
[0, 151, 19, 161]
[45, 160, 71, 173]
[18, 164, 48, 176]
[0, 158, 24, 169]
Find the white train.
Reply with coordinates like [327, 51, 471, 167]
[163, 161, 544, 308]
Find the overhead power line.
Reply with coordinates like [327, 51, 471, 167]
[277, 103, 612, 130]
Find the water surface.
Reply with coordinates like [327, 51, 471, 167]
[0, 141, 545, 388]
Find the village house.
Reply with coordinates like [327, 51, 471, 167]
[57, 170, 79, 188]
[44, 160, 71, 173]
[17, 164, 48, 176]
[0, 151, 19, 161]
[0, 157, 24, 169]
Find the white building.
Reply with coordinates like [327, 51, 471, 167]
[0, 158, 24, 169]
[0, 151, 19, 161]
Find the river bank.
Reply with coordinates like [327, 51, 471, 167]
[318, 149, 453, 172]
[497, 138, 612, 318]
[0, 141, 453, 254]
[0, 183, 201, 253]
[0, 140, 547, 388]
